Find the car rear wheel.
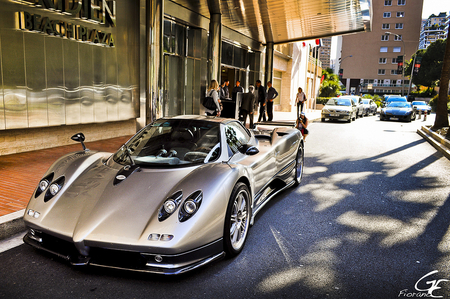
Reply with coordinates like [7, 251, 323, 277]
[293, 142, 304, 186]
[224, 183, 251, 257]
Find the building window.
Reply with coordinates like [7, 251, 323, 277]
[380, 47, 388, 52]
[378, 69, 386, 75]
[397, 0, 405, 5]
[385, 0, 392, 5]
[392, 57, 397, 63]
[382, 24, 391, 29]
[391, 69, 398, 75]
[383, 12, 391, 18]
[393, 47, 401, 52]
[396, 11, 404, 17]
[381, 34, 389, 41]
[379, 58, 387, 64]
[395, 23, 404, 29]
[394, 34, 402, 41]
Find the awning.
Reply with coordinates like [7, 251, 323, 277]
[169, 0, 372, 44]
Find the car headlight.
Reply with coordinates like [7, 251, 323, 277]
[322, 109, 329, 113]
[35, 173, 54, 198]
[44, 176, 65, 202]
[158, 191, 182, 221]
[164, 200, 177, 214]
[179, 190, 203, 222]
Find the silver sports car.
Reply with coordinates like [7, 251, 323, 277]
[23, 115, 304, 275]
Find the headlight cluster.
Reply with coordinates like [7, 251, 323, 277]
[35, 173, 65, 202]
[158, 190, 203, 222]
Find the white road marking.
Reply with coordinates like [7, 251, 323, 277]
[0, 232, 26, 253]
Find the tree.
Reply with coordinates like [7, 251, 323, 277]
[319, 68, 341, 97]
[405, 40, 446, 88]
[432, 29, 450, 133]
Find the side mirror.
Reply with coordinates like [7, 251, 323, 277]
[71, 133, 89, 151]
[238, 144, 259, 155]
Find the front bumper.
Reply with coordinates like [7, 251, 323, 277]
[24, 230, 224, 275]
[322, 112, 351, 120]
[380, 113, 411, 121]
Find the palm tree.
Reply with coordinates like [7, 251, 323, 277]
[432, 29, 450, 134]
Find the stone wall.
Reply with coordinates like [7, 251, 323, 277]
[0, 120, 136, 156]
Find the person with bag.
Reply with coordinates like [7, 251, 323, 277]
[295, 87, 307, 118]
[295, 112, 309, 140]
[203, 80, 221, 116]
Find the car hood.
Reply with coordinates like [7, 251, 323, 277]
[323, 105, 352, 111]
[26, 155, 201, 244]
[384, 107, 411, 114]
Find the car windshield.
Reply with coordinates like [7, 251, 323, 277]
[326, 98, 352, 106]
[412, 101, 426, 106]
[387, 97, 407, 102]
[387, 102, 410, 108]
[113, 119, 221, 167]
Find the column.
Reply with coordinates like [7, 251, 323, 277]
[208, 13, 222, 82]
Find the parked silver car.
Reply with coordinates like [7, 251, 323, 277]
[23, 116, 304, 275]
[362, 99, 377, 116]
[339, 96, 364, 118]
[321, 97, 357, 123]
[412, 101, 432, 115]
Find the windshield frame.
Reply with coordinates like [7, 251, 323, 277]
[112, 119, 222, 168]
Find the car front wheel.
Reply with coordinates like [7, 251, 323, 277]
[224, 183, 251, 257]
[293, 142, 304, 186]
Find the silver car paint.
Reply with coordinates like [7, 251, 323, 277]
[24, 116, 302, 270]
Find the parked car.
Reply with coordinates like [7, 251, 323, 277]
[23, 116, 304, 275]
[321, 97, 357, 123]
[340, 95, 364, 118]
[382, 96, 407, 108]
[362, 99, 377, 116]
[380, 101, 415, 122]
[412, 101, 432, 115]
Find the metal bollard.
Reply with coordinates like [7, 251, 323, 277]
[423, 110, 427, 121]
[418, 109, 421, 120]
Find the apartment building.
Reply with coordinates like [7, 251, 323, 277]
[319, 37, 332, 70]
[419, 12, 449, 49]
[340, 0, 423, 95]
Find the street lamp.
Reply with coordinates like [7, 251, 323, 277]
[338, 55, 352, 94]
[385, 31, 405, 96]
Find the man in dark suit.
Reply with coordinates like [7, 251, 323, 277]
[239, 86, 256, 128]
[266, 81, 278, 121]
[256, 80, 267, 122]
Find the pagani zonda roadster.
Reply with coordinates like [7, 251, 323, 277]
[23, 115, 304, 275]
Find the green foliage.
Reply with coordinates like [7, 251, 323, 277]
[319, 68, 342, 97]
[316, 97, 332, 105]
[429, 94, 450, 112]
[405, 39, 447, 87]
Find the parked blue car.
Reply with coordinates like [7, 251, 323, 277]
[380, 102, 416, 122]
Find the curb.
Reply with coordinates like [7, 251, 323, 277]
[417, 126, 450, 160]
[0, 209, 26, 241]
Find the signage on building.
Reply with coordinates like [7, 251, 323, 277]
[14, 0, 116, 47]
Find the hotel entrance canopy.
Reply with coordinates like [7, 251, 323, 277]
[169, 0, 371, 44]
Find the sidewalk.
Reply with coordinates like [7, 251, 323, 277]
[0, 111, 321, 240]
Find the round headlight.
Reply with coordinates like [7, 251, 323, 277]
[49, 183, 60, 196]
[184, 200, 197, 214]
[39, 180, 49, 191]
[164, 200, 177, 214]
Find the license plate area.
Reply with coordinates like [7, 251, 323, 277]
[391, 117, 399, 120]
[330, 113, 340, 116]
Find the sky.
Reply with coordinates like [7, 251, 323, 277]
[421, 0, 450, 18]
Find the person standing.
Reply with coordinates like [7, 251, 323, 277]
[266, 81, 278, 121]
[256, 80, 267, 122]
[239, 85, 257, 128]
[295, 87, 307, 117]
[205, 80, 221, 116]
[232, 80, 244, 101]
